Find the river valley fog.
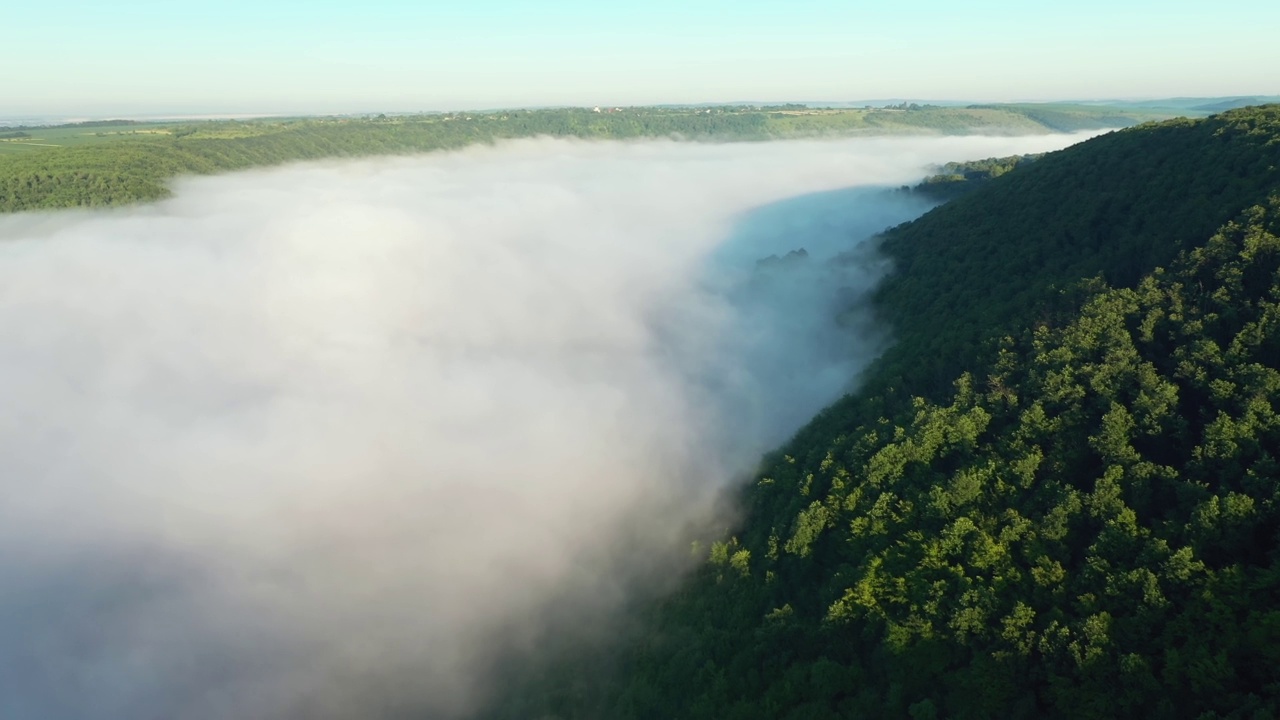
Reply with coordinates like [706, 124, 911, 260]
[0, 132, 1095, 719]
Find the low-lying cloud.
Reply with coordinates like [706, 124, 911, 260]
[0, 132, 1093, 719]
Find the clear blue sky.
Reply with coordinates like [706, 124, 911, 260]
[5, 0, 1279, 116]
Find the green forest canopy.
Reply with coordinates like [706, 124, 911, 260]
[7, 98, 1277, 719]
[0, 102, 1175, 213]
[486, 105, 1280, 719]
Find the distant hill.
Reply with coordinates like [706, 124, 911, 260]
[1088, 96, 1280, 113]
[485, 105, 1280, 720]
[1190, 97, 1279, 112]
[0, 103, 1177, 214]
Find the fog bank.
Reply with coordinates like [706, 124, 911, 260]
[0, 133, 1092, 719]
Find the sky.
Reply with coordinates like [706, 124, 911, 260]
[3, 1, 1280, 118]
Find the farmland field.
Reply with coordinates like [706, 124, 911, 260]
[0, 123, 178, 153]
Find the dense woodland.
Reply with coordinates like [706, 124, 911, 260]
[6, 99, 1276, 719]
[912, 154, 1044, 202]
[486, 106, 1280, 718]
[0, 103, 1170, 213]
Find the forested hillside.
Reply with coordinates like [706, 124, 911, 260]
[488, 105, 1280, 719]
[0, 103, 1170, 213]
[912, 153, 1044, 202]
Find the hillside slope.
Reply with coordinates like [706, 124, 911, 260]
[0, 103, 1171, 213]
[487, 105, 1280, 719]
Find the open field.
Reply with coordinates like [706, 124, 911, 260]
[0, 122, 179, 152]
